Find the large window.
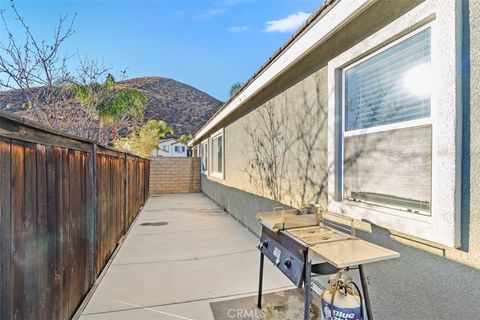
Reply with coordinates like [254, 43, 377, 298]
[211, 129, 224, 179]
[328, 2, 462, 248]
[200, 140, 208, 175]
[343, 28, 432, 214]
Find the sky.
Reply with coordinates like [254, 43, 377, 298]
[0, 0, 323, 101]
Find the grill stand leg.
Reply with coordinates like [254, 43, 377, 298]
[304, 261, 312, 320]
[359, 265, 373, 320]
[257, 252, 264, 309]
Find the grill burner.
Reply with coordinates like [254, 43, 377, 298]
[256, 207, 399, 320]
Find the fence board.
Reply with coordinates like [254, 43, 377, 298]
[68, 149, 80, 316]
[11, 141, 25, 320]
[55, 147, 68, 320]
[23, 142, 37, 320]
[36, 144, 49, 320]
[0, 113, 149, 320]
[81, 152, 90, 295]
[45, 146, 57, 318]
[0, 137, 12, 320]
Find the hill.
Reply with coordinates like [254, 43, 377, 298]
[118, 77, 222, 135]
[0, 76, 222, 136]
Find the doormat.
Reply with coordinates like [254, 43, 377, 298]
[210, 288, 321, 320]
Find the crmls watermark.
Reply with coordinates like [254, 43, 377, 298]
[227, 308, 265, 319]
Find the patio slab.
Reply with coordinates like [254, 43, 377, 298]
[79, 193, 292, 320]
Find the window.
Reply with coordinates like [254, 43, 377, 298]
[327, 2, 462, 248]
[161, 145, 169, 152]
[343, 28, 432, 214]
[211, 129, 224, 179]
[200, 140, 208, 175]
[174, 145, 185, 153]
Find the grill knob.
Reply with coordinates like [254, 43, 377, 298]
[257, 240, 269, 250]
[284, 258, 293, 268]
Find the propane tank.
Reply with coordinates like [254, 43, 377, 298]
[321, 274, 362, 320]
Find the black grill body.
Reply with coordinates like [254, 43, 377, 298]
[259, 226, 307, 287]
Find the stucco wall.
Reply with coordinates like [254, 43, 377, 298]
[205, 0, 427, 208]
[198, 0, 479, 269]
[198, 0, 480, 316]
[201, 175, 292, 235]
[224, 66, 330, 208]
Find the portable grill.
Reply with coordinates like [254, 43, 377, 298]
[256, 207, 399, 320]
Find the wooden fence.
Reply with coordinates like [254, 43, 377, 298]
[0, 112, 150, 320]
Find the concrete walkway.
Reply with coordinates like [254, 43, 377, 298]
[80, 193, 292, 320]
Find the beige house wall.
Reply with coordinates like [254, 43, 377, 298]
[197, 0, 479, 269]
[223, 66, 329, 208]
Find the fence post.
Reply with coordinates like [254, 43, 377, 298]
[145, 160, 149, 202]
[124, 153, 128, 232]
[89, 144, 98, 283]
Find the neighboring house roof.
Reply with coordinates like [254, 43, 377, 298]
[190, 0, 338, 144]
[158, 139, 187, 147]
[158, 138, 176, 144]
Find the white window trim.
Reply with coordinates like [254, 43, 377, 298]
[327, 0, 462, 248]
[200, 139, 208, 175]
[210, 128, 225, 179]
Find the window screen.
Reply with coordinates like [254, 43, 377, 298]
[345, 28, 431, 131]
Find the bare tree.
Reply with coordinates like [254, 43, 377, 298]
[0, 0, 76, 127]
[0, 1, 147, 145]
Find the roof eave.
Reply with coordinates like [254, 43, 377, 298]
[191, 0, 376, 146]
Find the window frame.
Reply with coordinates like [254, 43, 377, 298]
[327, 0, 462, 248]
[200, 139, 208, 175]
[342, 24, 434, 216]
[210, 128, 225, 179]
